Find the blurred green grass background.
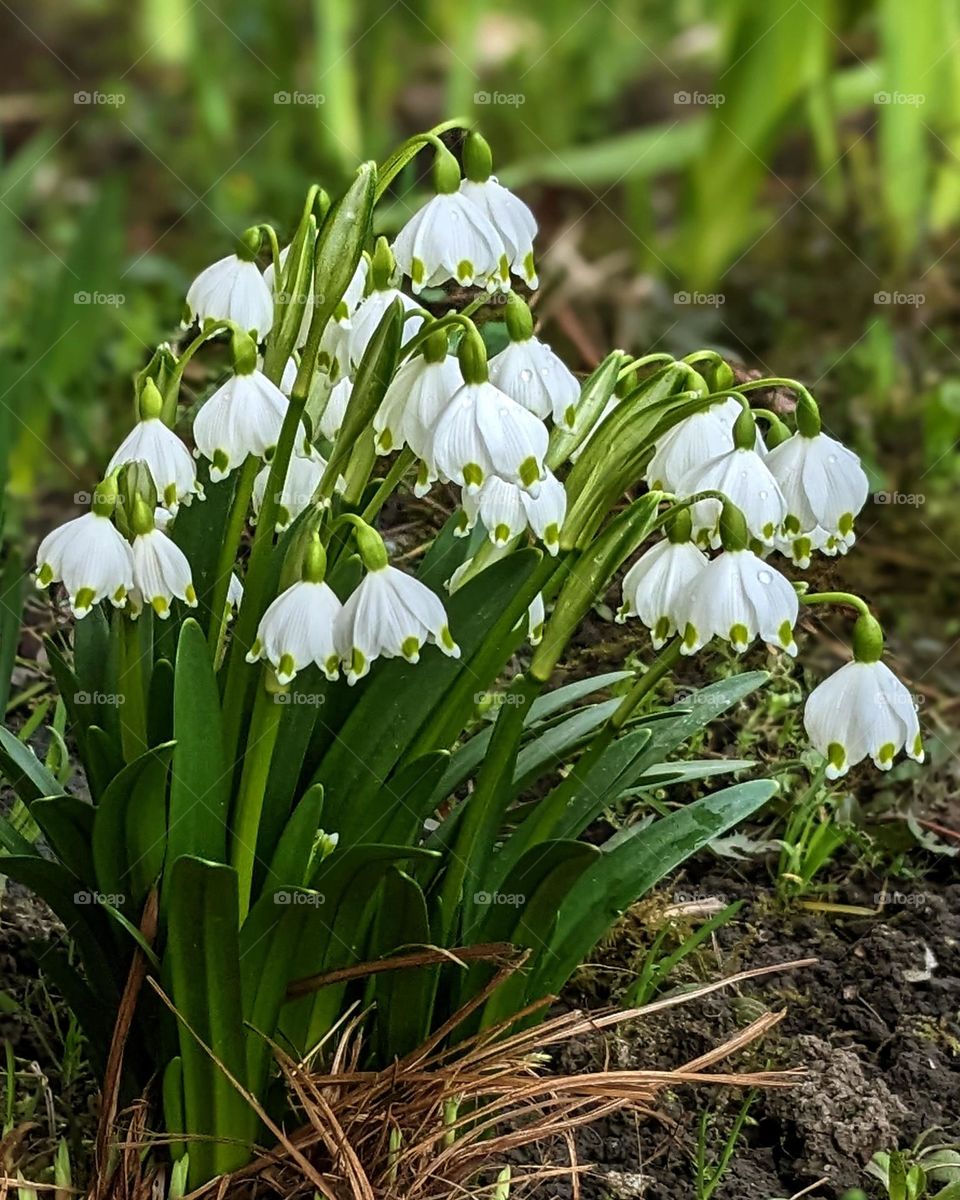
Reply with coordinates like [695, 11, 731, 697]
[3, 0, 960, 708]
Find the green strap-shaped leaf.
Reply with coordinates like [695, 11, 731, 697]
[257, 782, 324, 901]
[162, 1057, 187, 1163]
[31, 795, 95, 885]
[92, 742, 173, 908]
[0, 726, 64, 802]
[166, 856, 255, 1185]
[147, 658, 175, 748]
[531, 779, 778, 1000]
[366, 869, 437, 1061]
[169, 620, 228, 869]
[333, 751, 448, 846]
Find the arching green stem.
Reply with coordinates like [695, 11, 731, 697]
[375, 119, 472, 200]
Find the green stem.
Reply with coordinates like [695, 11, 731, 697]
[618, 352, 675, 378]
[399, 312, 475, 362]
[162, 321, 233, 423]
[118, 614, 148, 762]
[610, 639, 683, 730]
[230, 675, 284, 919]
[375, 119, 472, 200]
[360, 448, 415, 523]
[732, 377, 815, 404]
[207, 455, 258, 653]
[800, 591, 871, 618]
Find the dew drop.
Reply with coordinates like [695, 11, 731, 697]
[757, 569, 772, 585]
[520, 368, 533, 382]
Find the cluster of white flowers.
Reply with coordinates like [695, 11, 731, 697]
[32, 130, 923, 784]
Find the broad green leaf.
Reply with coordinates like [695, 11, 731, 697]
[531, 780, 778, 999]
[169, 619, 228, 869]
[31, 796, 95, 885]
[0, 726, 64, 803]
[258, 782, 324, 900]
[333, 752, 448, 846]
[166, 856, 254, 1185]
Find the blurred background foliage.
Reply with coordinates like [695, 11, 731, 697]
[3, 0, 960, 710]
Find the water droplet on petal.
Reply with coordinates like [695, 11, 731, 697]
[520, 368, 533, 382]
[757, 569, 772, 585]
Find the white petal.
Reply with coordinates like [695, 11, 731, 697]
[186, 255, 274, 340]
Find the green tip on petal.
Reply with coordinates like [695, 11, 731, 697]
[729, 623, 750, 650]
[493, 523, 511, 544]
[544, 522, 560, 548]
[324, 653, 340, 679]
[378, 429, 394, 454]
[838, 512, 854, 538]
[74, 587, 96, 615]
[163, 482, 178, 507]
[654, 615, 671, 644]
[247, 638, 263, 662]
[410, 259, 425, 288]
[682, 622, 698, 651]
[213, 449, 230, 476]
[522, 251, 536, 281]
[184, 583, 197, 606]
[278, 653, 296, 682]
[350, 647, 366, 678]
[877, 741, 896, 767]
[401, 635, 421, 661]
[463, 462, 484, 489]
[440, 625, 458, 654]
[518, 457, 541, 489]
[912, 732, 924, 760]
[826, 742, 846, 775]
[37, 563, 54, 587]
[456, 259, 475, 283]
[151, 596, 170, 617]
[778, 619, 795, 649]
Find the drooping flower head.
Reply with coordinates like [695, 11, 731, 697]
[617, 507, 709, 648]
[374, 328, 463, 464]
[804, 613, 923, 778]
[432, 326, 548, 495]
[348, 239, 424, 368]
[392, 142, 506, 294]
[106, 379, 200, 512]
[459, 468, 566, 554]
[129, 498, 197, 619]
[252, 446, 327, 532]
[765, 394, 869, 565]
[459, 131, 538, 288]
[487, 294, 580, 429]
[34, 475, 134, 618]
[185, 227, 274, 340]
[247, 535, 342, 685]
[334, 522, 459, 684]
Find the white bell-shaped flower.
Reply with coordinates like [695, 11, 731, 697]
[488, 335, 580, 429]
[131, 518, 197, 619]
[253, 446, 326, 532]
[527, 593, 546, 645]
[334, 532, 460, 684]
[348, 287, 423, 368]
[646, 397, 750, 492]
[679, 548, 798, 657]
[678, 443, 787, 548]
[765, 427, 868, 553]
[193, 367, 295, 482]
[35, 488, 134, 618]
[227, 572, 244, 621]
[617, 531, 709, 648]
[106, 381, 199, 511]
[432, 379, 548, 495]
[459, 132, 538, 288]
[374, 338, 463, 460]
[804, 658, 923, 779]
[318, 376, 352, 442]
[185, 240, 273, 340]
[459, 469, 565, 553]
[246, 548, 342, 686]
[393, 147, 506, 293]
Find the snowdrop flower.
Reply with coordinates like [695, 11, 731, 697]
[676, 408, 785, 548]
[393, 144, 506, 293]
[433, 328, 548, 495]
[646, 397, 758, 492]
[247, 541, 342, 686]
[461, 469, 566, 553]
[130, 503, 197, 618]
[252, 446, 326, 532]
[334, 524, 459, 684]
[488, 296, 580, 428]
[374, 332, 463, 461]
[106, 380, 199, 511]
[527, 593, 545, 645]
[617, 518, 709, 648]
[765, 405, 868, 557]
[318, 376, 353, 442]
[227, 572, 244, 620]
[804, 614, 923, 778]
[680, 548, 798, 657]
[459, 132, 537, 288]
[348, 286, 423, 368]
[34, 479, 133, 618]
[193, 343, 298, 482]
[185, 229, 274, 340]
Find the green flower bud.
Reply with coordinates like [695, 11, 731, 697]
[131, 495, 155, 537]
[371, 235, 396, 291]
[463, 131, 493, 183]
[138, 378, 164, 422]
[718, 501, 750, 552]
[458, 325, 489, 385]
[504, 292, 534, 343]
[92, 472, 120, 519]
[852, 612, 884, 663]
[230, 327, 259, 376]
[236, 225, 262, 262]
[433, 143, 462, 195]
